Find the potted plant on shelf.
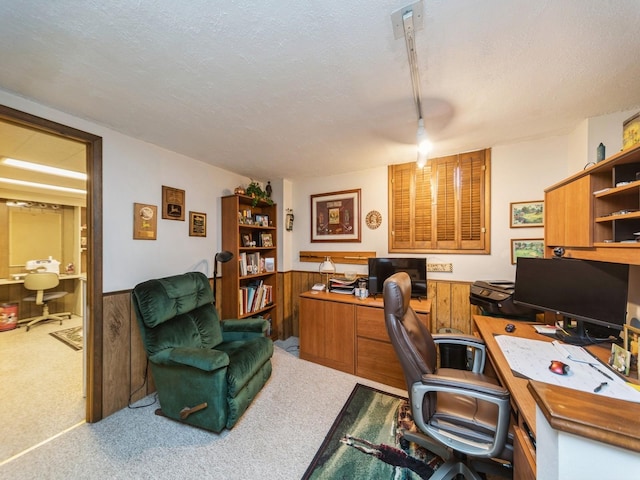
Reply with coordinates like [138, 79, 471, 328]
[245, 181, 273, 206]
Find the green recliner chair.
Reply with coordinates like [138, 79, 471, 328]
[132, 271, 274, 433]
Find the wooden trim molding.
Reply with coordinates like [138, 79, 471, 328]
[299, 250, 376, 265]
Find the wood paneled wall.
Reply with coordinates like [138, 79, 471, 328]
[100, 272, 477, 418]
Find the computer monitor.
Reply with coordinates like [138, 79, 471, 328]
[513, 257, 629, 344]
[367, 257, 427, 298]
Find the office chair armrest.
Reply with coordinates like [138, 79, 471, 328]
[221, 318, 270, 342]
[433, 334, 486, 373]
[152, 347, 230, 372]
[422, 369, 508, 398]
[413, 370, 510, 459]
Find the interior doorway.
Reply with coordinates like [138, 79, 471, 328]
[0, 105, 103, 461]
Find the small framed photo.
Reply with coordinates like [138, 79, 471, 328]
[510, 200, 544, 228]
[241, 233, 252, 247]
[265, 257, 275, 272]
[133, 203, 157, 240]
[624, 324, 640, 377]
[189, 211, 206, 237]
[610, 343, 631, 376]
[511, 238, 544, 264]
[261, 214, 270, 227]
[254, 214, 264, 226]
[261, 232, 273, 247]
[162, 185, 185, 221]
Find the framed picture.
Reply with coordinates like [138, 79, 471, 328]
[261, 232, 273, 247]
[254, 214, 264, 226]
[133, 203, 157, 240]
[510, 200, 544, 227]
[311, 188, 361, 242]
[261, 214, 270, 227]
[624, 324, 640, 378]
[162, 185, 185, 221]
[265, 257, 275, 272]
[189, 211, 206, 237]
[511, 238, 544, 264]
[610, 343, 631, 376]
[241, 233, 253, 247]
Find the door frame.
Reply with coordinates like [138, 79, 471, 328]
[0, 104, 104, 422]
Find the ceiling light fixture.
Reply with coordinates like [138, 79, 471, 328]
[2, 157, 87, 180]
[0, 177, 87, 194]
[394, 1, 432, 168]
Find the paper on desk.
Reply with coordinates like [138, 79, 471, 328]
[495, 335, 640, 403]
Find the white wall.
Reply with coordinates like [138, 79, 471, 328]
[0, 89, 250, 292]
[291, 138, 568, 283]
[2, 87, 636, 288]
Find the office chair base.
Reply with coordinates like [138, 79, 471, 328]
[19, 312, 72, 331]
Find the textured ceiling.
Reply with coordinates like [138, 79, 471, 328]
[1, 0, 639, 180]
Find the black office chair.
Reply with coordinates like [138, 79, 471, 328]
[383, 272, 513, 480]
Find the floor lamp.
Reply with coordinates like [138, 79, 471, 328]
[213, 250, 234, 307]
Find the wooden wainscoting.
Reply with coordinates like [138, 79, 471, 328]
[102, 290, 154, 417]
[100, 273, 477, 419]
[283, 271, 478, 335]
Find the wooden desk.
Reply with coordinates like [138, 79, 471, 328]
[0, 274, 84, 319]
[474, 315, 640, 479]
[299, 291, 431, 389]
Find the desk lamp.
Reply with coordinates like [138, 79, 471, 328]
[213, 250, 234, 306]
[319, 256, 336, 290]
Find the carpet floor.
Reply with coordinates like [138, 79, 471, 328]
[0, 345, 406, 479]
[0, 315, 85, 463]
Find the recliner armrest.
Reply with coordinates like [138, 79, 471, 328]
[221, 318, 269, 342]
[152, 347, 230, 372]
[432, 334, 486, 373]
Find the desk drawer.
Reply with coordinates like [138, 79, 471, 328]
[356, 305, 429, 341]
[356, 306, 387, 341]
[356, 337, 405, 389]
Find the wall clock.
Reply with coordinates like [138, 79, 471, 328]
[365, 210, 382, 229]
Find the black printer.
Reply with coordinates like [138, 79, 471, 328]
[470, 280, 538, 319]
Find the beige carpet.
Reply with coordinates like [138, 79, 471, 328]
[0, 315, 85, 463]
[0, 344, 405, 479]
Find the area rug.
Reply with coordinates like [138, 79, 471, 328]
[302, 383, 443, 479]
[49, 326, 83, 351]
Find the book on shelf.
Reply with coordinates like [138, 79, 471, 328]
[239, 281, 273, 315]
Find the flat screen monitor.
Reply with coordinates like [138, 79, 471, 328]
[368, 257, 427, 298]
[513, 257, 629, 343]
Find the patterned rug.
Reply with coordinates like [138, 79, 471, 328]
[302, 383, 443, 479]
[49, 326, 83, 351]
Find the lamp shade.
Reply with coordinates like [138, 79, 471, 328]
[319, 256, 336, 274]
[213, 250, 234, 306]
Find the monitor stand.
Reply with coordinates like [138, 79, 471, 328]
[555, 318, 618, 346]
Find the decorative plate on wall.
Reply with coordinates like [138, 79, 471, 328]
[365, 210, 382, 229]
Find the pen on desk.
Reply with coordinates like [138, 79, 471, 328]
[594, 382, 608, 393]
[589, 363, 614, 381]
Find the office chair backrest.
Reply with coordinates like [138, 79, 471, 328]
[132, 272, 223, 357]
[24, 272, 60, 305]
[384, 272, 438, 411]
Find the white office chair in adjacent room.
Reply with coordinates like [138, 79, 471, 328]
[20, 272, 72, 331]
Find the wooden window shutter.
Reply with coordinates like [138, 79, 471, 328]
[389, 163, 414, 249]
[459, 150, 486, 249]
[434, 155, 457, 249]
[389, 148, 490, 254]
